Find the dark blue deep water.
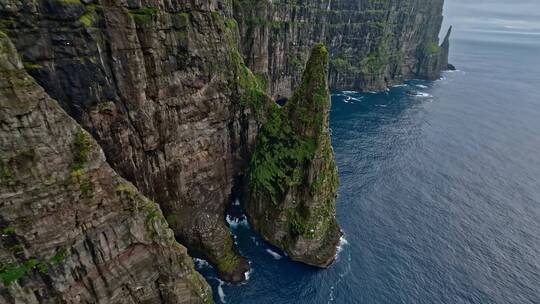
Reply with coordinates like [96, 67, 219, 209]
[197, 1, 540, 303]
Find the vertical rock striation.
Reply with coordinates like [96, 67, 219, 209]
[0, 33, 211, 303]
[0, 0, 273, 282]
[416, 26, 452, 80]
[245, 44, 341, 266]
[234, 0, 451, 98]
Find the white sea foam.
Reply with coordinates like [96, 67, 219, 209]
[194, 258, 210, 269]
[392, 84, 408, 88]
[266, 249, 282, 260]
[344, 96, 352, 103]
[375, 104, 387, 107]
[414, 92, 433, 98]
[328, 286, 335, 302]
[232, 199, 240, 206]
[342, 90, 358, 94]
[416, 84, 428, 89]
[226, 215, 249, 228]
[336, 235, 349, 256]
[244, 268, 253, 281]
[350, 97, 363, 102]
[217, 279, 226, 303]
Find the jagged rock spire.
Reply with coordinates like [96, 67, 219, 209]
[246, 43, 341, 267]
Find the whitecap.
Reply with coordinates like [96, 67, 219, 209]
[375, 104, 387, 107]
[415, 84, 428, 89]
[266, 249, 282, 260]
[350, 97, 363, 102]
[392, 84, 408, 88]
[341, 90, 358, 94]
[217, 279, 226, 303]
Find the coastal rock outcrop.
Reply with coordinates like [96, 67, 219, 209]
[416, 26, 452, 80]
[0, 33, 211, 303]
[234, 0, 451, 98]
[245, 44, 341, 266]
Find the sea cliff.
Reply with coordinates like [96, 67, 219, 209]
[0, 0, 449, 300]
[234, 0, 450, 98]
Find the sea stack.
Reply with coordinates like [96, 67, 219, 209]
[246, 44, 341, 267]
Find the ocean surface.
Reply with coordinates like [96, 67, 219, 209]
[197, 0, 540, 303]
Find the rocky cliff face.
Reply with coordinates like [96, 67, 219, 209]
[245, 44, 341, 266]
[234, 0, 451, 98]
[0, 33, 211, 303]
[0, 0, 274, 282]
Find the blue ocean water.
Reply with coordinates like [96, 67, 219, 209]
[197, 1, 540, 303]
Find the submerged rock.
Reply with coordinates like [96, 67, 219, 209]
[0, 33, 211, 303]
[245, 44, 341, 267]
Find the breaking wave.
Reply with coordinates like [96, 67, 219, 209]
[226, 215, 249, 229]
[266, 249, 282, 260]
[194, 258, 210, 269]
[217, 279, 226, 303]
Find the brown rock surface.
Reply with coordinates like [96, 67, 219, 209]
[0, 32, 211, 303]
[0, 0, 272, 281]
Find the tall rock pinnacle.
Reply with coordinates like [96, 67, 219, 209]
[246, 43, 341, 267]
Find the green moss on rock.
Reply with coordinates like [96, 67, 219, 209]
[248, 43, 329, 203]
[246, 44, 341, 266]
[0, 249, 67, 286]
[230, 49, 270, 118]
[129, 7, 159, 25]
[71, 128, 92, 172]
